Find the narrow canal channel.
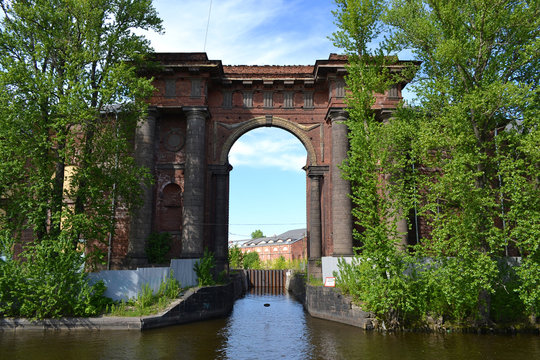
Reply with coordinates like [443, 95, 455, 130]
[1, 290, 538, 360]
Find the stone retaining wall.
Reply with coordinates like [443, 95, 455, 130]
[288, 272, 376, 330]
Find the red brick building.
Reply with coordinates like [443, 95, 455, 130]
[239, 229, 307, 262]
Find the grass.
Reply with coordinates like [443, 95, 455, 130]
[105, 275, 183, 317]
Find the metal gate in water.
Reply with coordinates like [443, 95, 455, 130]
[246, 269, 286, 290]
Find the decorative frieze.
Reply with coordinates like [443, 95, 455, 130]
[263, 91, 273, 108]
[283, 91, 294, 108]
[303, 91, 314, 109]
[243, 91, 253, 108]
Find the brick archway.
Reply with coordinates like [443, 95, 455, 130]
[219, 116, 318, 166]
[122, 53, 409, 279]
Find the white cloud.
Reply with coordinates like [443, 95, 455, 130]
[142, 0, 340, 65]
[229, 128, 307, 172]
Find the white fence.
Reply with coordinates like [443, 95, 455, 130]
[322, 256, 523, 282]
[88, 258, 199, 301]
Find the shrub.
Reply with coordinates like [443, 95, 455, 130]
[158, 270, 181, 299]
[228, 245, 244, 269]
[0, 233, 111, 319]
[242, 252, 261, 269]
[145, 232, 171, 264]
[193, 249, 216, 286]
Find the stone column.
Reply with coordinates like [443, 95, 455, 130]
[306, 166, 327, 279]
[127, 107, 157, 266]
[182, 106, 208, 258]
[210, 163, 232, 274]
[379, 109, 408, 250]
[330, 110, 353, 256]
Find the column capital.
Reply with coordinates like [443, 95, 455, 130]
[209, 163, 233, 175]
[304, 165, 329, 178]
[327, 108, 349, 123]
[183, 106, 209, 118]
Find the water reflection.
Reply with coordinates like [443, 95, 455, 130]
[1, 290, 539, 360]
[217, 290, 309, 360]
[248, 286, 285, 296]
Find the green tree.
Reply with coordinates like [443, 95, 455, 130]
[251, 229, 264, 239]
[0, 0, 162, 318]
[330, 0, 421, 326]
[243, 252, 261, 269]
[384, 0, 539, 322]
[228, 245, 244, 269]
[332, 0, 539, 325]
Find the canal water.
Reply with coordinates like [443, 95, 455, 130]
[1, 290, 538, 360]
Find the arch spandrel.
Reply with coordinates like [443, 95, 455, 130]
[218, 116, 318, 166]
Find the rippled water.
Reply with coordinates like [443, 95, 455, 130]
[1, 291, 538, 360]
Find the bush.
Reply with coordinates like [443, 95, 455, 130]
[158, 271, 181, 299]
[145, 232, 171, 264]
[0, 234, 111, 319]
[242, 252, 261, 269]
[228, 245, 244, 269]
[193, 249, 216, 286]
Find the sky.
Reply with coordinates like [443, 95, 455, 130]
[143, 1, 414, 243]
[142, 0, 341, 65]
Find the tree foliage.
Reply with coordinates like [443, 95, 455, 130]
[228, 245, 244, 269]
[251, 229, 264, 239]
[0, 0, 162, 318]
[242, 251, 261, 269]
[331, 0, 539, 326]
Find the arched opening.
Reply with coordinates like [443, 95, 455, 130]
[227, 127, 308, 266]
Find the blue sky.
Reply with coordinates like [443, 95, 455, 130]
[144, 1, 414, 243]
[228, 128, 308, 242]
[143, 0, 341, 65]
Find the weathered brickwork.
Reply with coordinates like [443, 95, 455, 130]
[109, 53, 410, 274]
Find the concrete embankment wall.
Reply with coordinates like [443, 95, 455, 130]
[0, 271, 248, 331]
[141, 273, 246, 330]
[288, 272, 376, 330]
